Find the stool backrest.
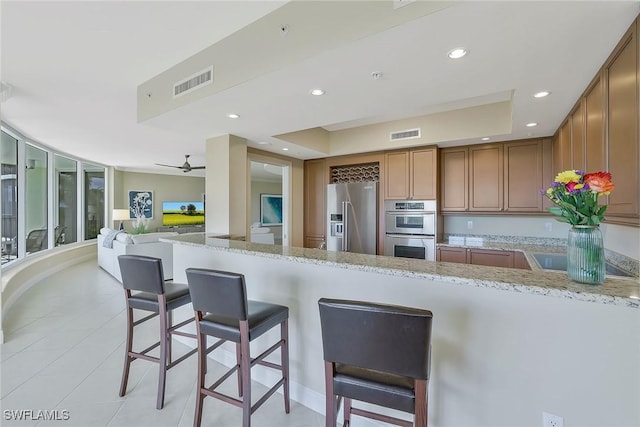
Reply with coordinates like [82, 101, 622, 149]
[318, 298, 432, 380]
[186, 268, 248, 320]
[118, 255, 165, 294]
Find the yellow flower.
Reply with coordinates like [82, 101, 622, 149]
[554, 170, 581, 184]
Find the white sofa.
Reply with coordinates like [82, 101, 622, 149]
[97, 228, 179, 282]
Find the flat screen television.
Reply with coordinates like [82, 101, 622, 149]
[162, 201, 205, 226]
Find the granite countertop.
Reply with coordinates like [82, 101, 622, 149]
[162, 233, 640, 308]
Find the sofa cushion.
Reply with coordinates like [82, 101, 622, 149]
[116, 233, 133, 244]
[100, 227, 113, 236]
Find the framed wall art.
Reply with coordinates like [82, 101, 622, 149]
[260, 194, 282, 226]
[128, 190, 153, 219]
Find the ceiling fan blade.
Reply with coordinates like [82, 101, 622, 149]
[189, 166, 206, 170]
[154, 163, 182, 169]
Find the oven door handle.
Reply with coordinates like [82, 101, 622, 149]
[385, 233, 434, 238]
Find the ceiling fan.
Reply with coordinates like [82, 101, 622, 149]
[155, 154, 205, 173]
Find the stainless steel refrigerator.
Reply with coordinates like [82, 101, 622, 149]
[326, 181, 377, 255]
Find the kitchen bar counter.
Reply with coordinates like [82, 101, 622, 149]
[162, 232, 640, 426]
[162, 233, 639, 308]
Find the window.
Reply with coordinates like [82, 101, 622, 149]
[25, 144, 48, 254]
[1, 123, 108, 266]
[83, 162, 104, 240]
[54, 154, 77, 245]
[1, 130, 18, 264]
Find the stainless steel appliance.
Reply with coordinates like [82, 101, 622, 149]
[327, 181, 377, 255]
[384, 200, 437, 261]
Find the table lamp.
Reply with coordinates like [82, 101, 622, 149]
[113, 209, 130, 230]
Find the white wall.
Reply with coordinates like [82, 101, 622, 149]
[444, 215, 640, 260]
[117, 171, 205, 232]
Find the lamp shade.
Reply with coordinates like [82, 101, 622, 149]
[113, 209, 130, 221]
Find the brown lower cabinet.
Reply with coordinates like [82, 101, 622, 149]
[436, 246, 530, 270]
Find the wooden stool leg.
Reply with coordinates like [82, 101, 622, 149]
[119, 302, 134, 397]
[157, 298, 168, 410]
[167, 310, 173, 365]
[236, 342, 243, 397]
[343, 398, 352, 427]
[281, 319, 290, 413]
[325, 361, 337, 427]
[240, 322, 251, 427]
[414, 379, 428, 427]
[194, 317, 206, 427]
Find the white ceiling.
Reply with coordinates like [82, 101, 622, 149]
[2, 1, 639, 177]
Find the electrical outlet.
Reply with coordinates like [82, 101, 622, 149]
[467, 220, 473, 230]
[543, 412, 563, 427]
[545, 222, 553, 232]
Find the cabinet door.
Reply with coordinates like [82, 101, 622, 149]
[585, 74, 606, 172]
[571, 101, 585, 171]
[410, 148, 437, 200]
[436, 247, 468, 264]
[559, 120, 572, 171]
[606, 25, 639, 216]
[514, 252, 531, 270]
[384, 151, 409, 200]
[303, 159, 327, 247]
[469, 144, 503, 211]
[468, 249, 514, 268]
[504, 140, 543, 212]
[440, 147, 468, 211]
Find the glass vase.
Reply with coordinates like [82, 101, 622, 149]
[566, 225, 605, 285]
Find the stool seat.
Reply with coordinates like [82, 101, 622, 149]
[335, 365, 416, 413]
[128, 282, 191, 312]
[199, 300, 289, 343]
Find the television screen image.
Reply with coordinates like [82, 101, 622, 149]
[162, 201, 205, 226]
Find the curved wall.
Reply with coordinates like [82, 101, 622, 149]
[1, 242, 96, 343]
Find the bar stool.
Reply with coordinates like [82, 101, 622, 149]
[118, 255, 198, 409]
[185, 268, 290, 427]
[318, 298, 433, 427]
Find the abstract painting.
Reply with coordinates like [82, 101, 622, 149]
[260, 194, 282, 226]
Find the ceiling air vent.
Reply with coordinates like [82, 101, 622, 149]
[390, 128, 421, 141]
[173, 66, 214, 98]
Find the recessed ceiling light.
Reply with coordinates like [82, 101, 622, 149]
[227, 113, 239, 119]
[447, 48, 467, 59]
[481, 137, 490, 141]
[257, 141, 271, 145]
[282, 147, 289, 151]
[310, 89, 325, 96]
[533, 91, 550, 98]
[526, 122, 538, 127]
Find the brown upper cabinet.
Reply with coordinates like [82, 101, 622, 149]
[469, 144, 503, 211]
[440, 147, 468, 211]
[384, 147, 437, 200]
[584, 74, 606, 173]
[441, 139, 549, 213]
[551, 16, 639, 225]
[606, 21, 639, 218]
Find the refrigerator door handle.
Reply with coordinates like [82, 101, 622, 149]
[342, 201, 349, 252]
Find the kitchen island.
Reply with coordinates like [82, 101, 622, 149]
[163, 233, 640, 427]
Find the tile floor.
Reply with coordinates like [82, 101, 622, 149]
[0, 260, 325, 427]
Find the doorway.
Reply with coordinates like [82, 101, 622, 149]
[248, 158, 290, 246]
